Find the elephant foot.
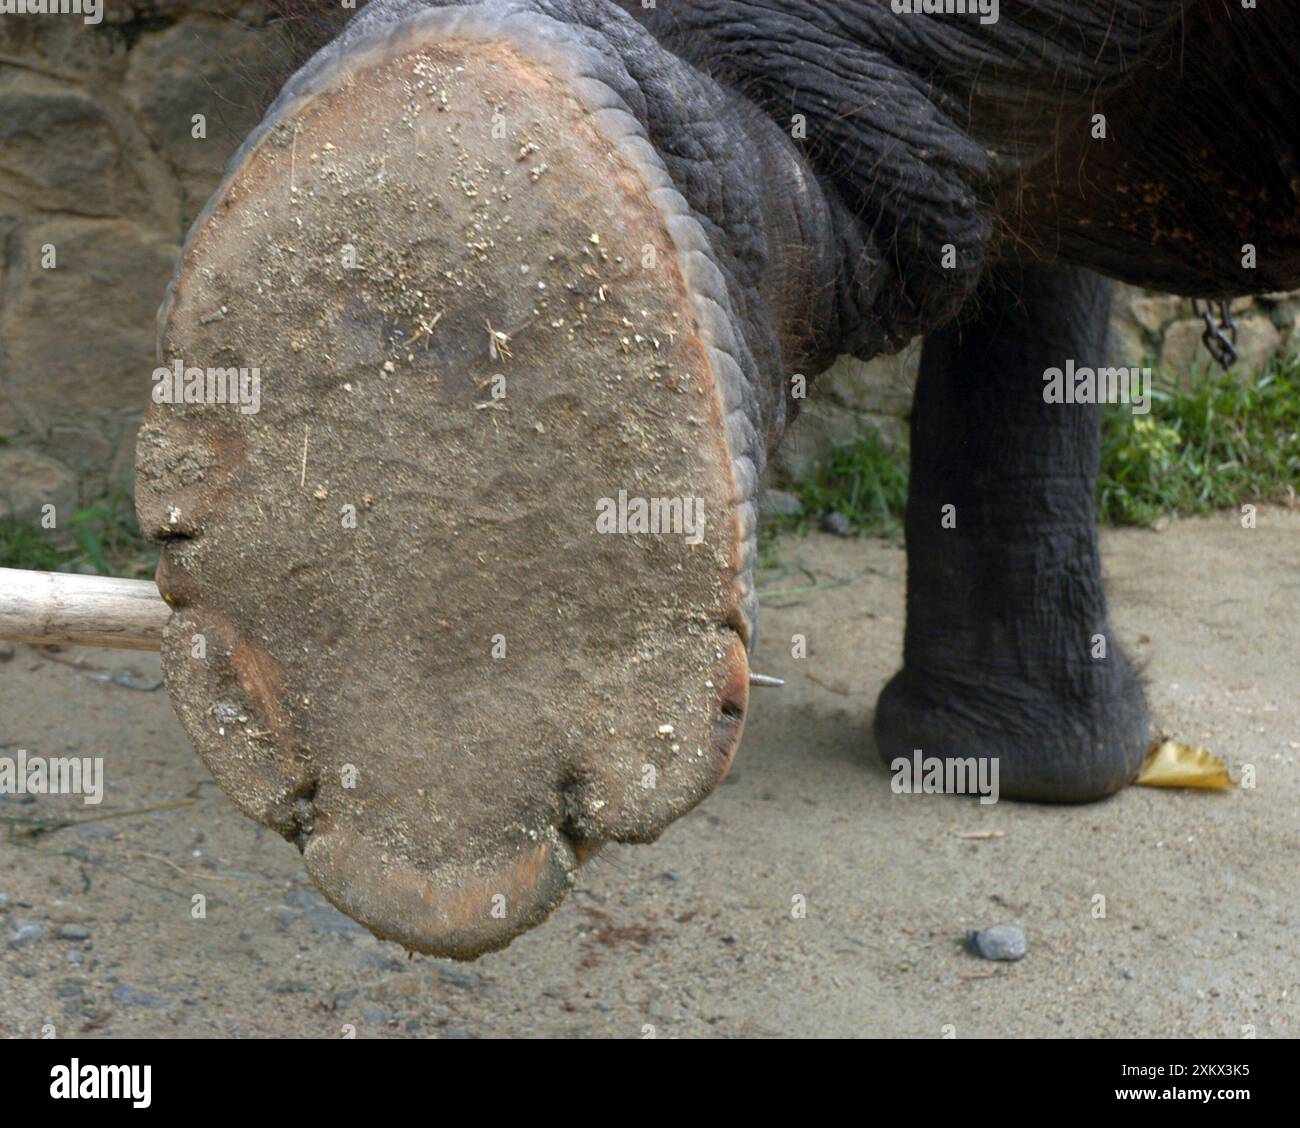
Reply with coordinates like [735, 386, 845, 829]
[873, 655, 1151, 804]
[874, 263, 1154, 805]
[135, 3, 846, 956]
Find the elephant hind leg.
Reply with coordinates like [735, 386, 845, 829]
[873, 262, 1150, 803]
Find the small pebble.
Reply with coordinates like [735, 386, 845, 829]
[55, 925, 91, 942]
[302, 906, 368, 935]
[271, 979, 313, 994]
[821, 511, 852, 537]
[111, 984, 166, 1009]
[760, 489, 802, 519]
[967, 924, 1026, 962]
[9, 920, 48, 948]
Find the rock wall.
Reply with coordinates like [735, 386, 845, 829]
[0, 2, 310, 521]
[1, 6, 1298, 515]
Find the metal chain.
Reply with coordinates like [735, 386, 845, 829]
[1192, 298, 1239, 371]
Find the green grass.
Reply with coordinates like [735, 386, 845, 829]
[1098, 358, 1300, 526]
[765, 427, 910, 542]
[763, 352, 1300, 541]
[0, 521, 66, 572]
[0, 491, 158, 578]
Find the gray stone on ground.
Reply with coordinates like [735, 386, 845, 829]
[821, 511, 853, 537]
[967, 924, 1027, 962]
[760, 489, 802, 519]
[110, 984, 166, 1009]
[8, 920, 48, 948]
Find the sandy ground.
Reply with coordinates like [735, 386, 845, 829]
[1, 508, 1297, 1039]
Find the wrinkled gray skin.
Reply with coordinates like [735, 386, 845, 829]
[256, 0, 1300, 801]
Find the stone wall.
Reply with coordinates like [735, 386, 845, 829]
[1, 6, 1297, 516]
[0, 2, 301, 522]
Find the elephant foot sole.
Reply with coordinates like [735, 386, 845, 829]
[135, 14, 755, 957]
[872, 663, 1151, 804]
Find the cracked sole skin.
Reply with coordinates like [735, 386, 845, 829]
[135, 12, 755, 958]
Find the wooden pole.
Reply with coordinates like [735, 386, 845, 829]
[0, 568, 169, 651]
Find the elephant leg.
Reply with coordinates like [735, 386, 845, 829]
[137, 0, 868, 957]
[874, 262, 1150, 803]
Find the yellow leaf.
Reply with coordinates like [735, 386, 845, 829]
[1135, 739, 1234, 791]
